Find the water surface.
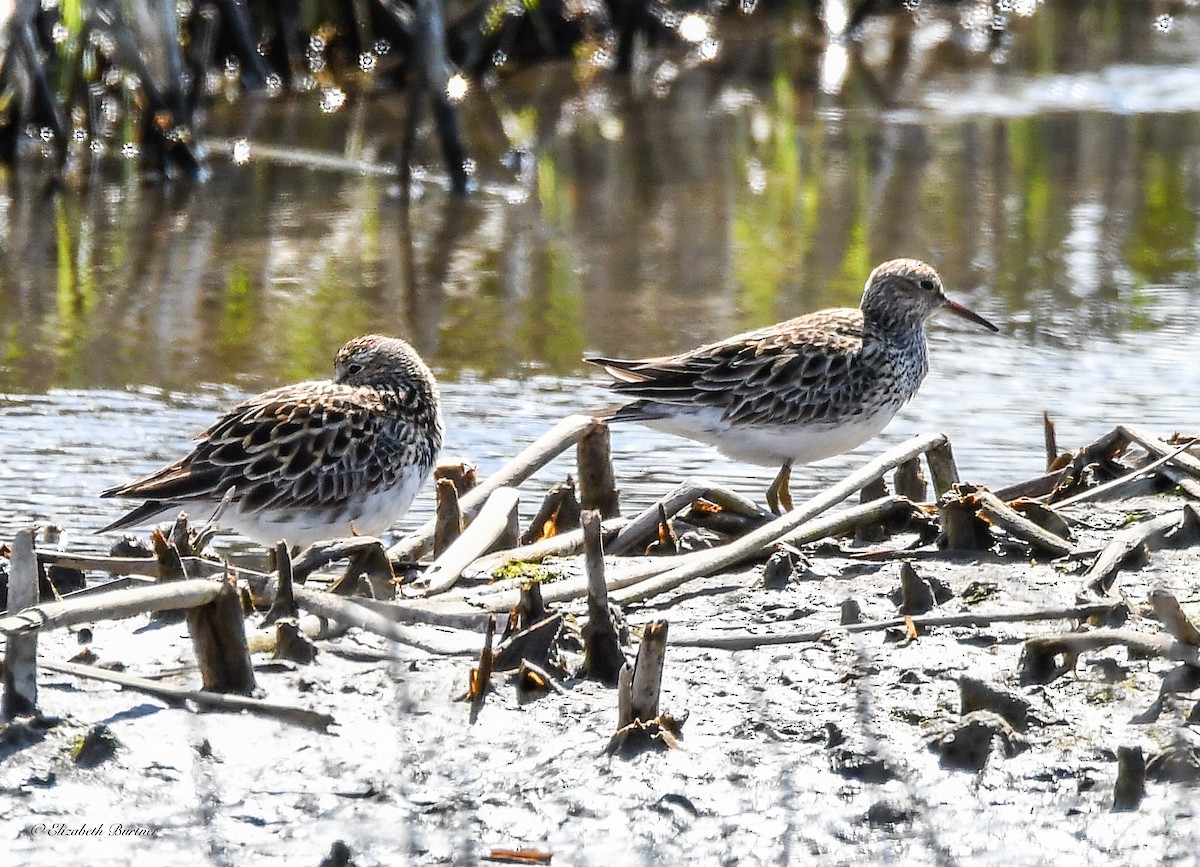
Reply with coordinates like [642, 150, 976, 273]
[2, 2, 1199, 550]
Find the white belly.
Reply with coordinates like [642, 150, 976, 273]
[642, 407, 898, 467]
[224, 466, 431, 547]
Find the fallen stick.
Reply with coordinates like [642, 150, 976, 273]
[1119, 426, 1200, 483]
[518, 659, 568, 696]
[422, 487, 521, 595]
[41, 659, 335, 731]
[389, 414, 595, 561]
[245, 614, 346, 654]
[1052, 440, 1197, 508]
[465, 559, 668, 613]
[975, 490, 1074, 557]
[292, 588, 478, 655]
[37, 552, 164, 577]
[464, 516, 630, 581]
[1079, 507, 1198, 597]
[1161, 465, 1200, 501]
[292, 537, 389, 585]
[0, 578, 223, 637]
[777, 495, 919, 547]
[36, 550, 252, 582]
[993, 469, 1069, 502]
[610, 432, 952, 605]
[669, 602, 1123, 650]
[461, 496, 923, 615]
[608, 477, 765, 556]
[1020, 628, 1200, 684]
[338, 595, 492, 631]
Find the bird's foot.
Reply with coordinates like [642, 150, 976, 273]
[765, 461, 794, 515]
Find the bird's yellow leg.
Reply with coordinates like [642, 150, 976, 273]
[765, 460, 794, 515]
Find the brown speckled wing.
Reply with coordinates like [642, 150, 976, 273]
[592, 308, 890, 427]
[102, 382, 413, 511]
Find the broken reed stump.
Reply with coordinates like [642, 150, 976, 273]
[186, 580, 257, 695]
[925, 440, 961, 497]
[580, 510, 626, 685]
[423, 486, 522, 594]
[434, 477, 464, 557]
[856, 476, 889, 543]
[151, 524, 188, 581]
[150, 523, 191, 624]
[895, 562, 937, 615]
[577, 421, 620, 518]
[3, 529, 39, 718]
[893, 457, 927, 503]
[273, 620, 318, 665]
[519, 478, 581, 545]
[492, 612, 563, 671]
[938, 485, 993, 550]
[608, 620, 683, 755]
[1044, 411, 1060, 471]
[1112, 745, 1146, 812]
[467, 614, 497, 716]
[264, 541, 298, 625]
[436, 462, 478, 497]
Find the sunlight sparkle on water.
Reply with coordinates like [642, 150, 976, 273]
[823, 0, 849, 35]
[319, 87, 346, 113]
[446, 73, 470, 103]
[599, 116, 623, 141]
[232, 139, 251, 165]
[820, 44, 849, 94]
[678, 13, 709, 44]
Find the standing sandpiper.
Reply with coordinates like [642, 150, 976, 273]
[587, 259, 998, 514]
[101, 334, 443, 547]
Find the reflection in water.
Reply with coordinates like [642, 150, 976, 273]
[1, 2, 1199, 541]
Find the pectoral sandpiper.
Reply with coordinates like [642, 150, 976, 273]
[101, 334, 443, 547]
[587, 258, 998, 514]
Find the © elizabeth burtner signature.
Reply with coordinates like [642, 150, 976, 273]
[27, 823, 155, 838]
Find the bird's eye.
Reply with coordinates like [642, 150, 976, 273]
[346, 362, 365, 376]
[918, 278, 936, 292]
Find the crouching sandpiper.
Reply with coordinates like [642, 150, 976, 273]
[101, 334, 443, 547]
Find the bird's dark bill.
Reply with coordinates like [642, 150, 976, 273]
[942, 298, 999, 332]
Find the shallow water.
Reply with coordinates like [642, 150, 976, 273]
[2, 2, 1199, 550]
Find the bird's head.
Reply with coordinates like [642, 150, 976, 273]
[860, 259, 998, 333]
